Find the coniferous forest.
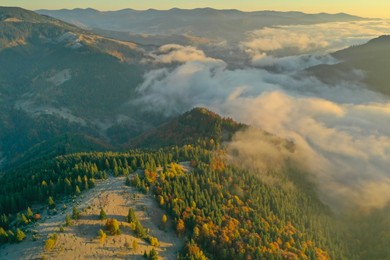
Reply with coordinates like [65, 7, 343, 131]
[0, 108, 389, 259]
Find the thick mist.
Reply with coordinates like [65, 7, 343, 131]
[135, 20, 390, 212]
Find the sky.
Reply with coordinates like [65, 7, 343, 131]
[1, 0, 389, 18]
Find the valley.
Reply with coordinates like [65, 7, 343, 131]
[0, 5, 389, 260]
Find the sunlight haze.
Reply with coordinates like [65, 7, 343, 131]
[1, 0, 389, 18]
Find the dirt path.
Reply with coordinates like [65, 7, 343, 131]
[0, 176, 184, 259]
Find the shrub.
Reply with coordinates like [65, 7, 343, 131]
[44, 233, 58, 251]
[145, 235, 159, 247]
[105, 218, 121, 235]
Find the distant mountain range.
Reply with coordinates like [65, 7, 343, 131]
[36, 8, 366, 43]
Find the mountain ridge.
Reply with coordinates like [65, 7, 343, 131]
[308, 34, 390, 95]
[36, 8, 367, 42]
[0, 7, 156, 165]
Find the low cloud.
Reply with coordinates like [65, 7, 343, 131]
[251, 53, 339, 72]
[137, 50, 390, 210]
[149, 44, 217, 64]
[241, 20, 390, 59]
[135, 21, 390, 212]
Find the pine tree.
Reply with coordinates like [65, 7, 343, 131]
[72, 207, 80, 220]
[0, 227, 8, 244]
[127, 208, 136, 223]
[48, 196, 55, 209]
[27, 207, 33, 220]
[65, 213, 72, 226]
[15, 228, 26, 242]
[75, 185, 81, 196]
[148, 248, 159, 260]
[99, 208, 107, 220]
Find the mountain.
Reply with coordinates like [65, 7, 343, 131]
[308, 35, 390, 95]
[36, 8, 366, 43]
[0, 107, 351, 259]
[129, 107, 246, 148]
[0, 7, 158, 166]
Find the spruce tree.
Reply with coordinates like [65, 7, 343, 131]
[72, 207, 80, 220]
[99, 208, 107, 220]
[48, 196, 55, 209]
[15, 228, 26, 242]
[127, 208, 136, 223]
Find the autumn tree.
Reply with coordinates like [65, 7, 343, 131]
[176, 218, 185, 237]
[133, 239, 139, 251]
[105, 218, 121, 235]
[161, 214, 168, 230]
[98, 229, 107, 244]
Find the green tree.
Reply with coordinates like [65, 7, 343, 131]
[48, 196, 55, 209]
[65, 213, 72, 226]
[75, 185, 81, 196]
[135, 220, 146, 238]
[18, 213, 29, 225]
[127, 208, 136, 223]
[0, 227, 8, 244]
[148, 248, 159, 260]
[72, 207, 80, 220]
[99, 208, 107, 220]
[15, 228, 26, 242]
[27, 207, 34, 220]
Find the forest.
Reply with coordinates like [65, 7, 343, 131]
[0, 139, 357, 259]
[0, 109, 388, 259]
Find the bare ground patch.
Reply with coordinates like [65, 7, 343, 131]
[0, 176, 184, 259]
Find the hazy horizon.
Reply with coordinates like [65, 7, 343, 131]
[1, 0, 389, 18]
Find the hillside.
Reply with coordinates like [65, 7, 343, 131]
[0, 107, 388, 259]
[308, 35, 390, 95]
[0, 7, 158, 166]
[0, 134, 351, 259]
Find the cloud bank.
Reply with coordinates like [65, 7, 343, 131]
[135, 20, 390, 212]
[148, 44, 217, 64]
[241, 20, 390, 61]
